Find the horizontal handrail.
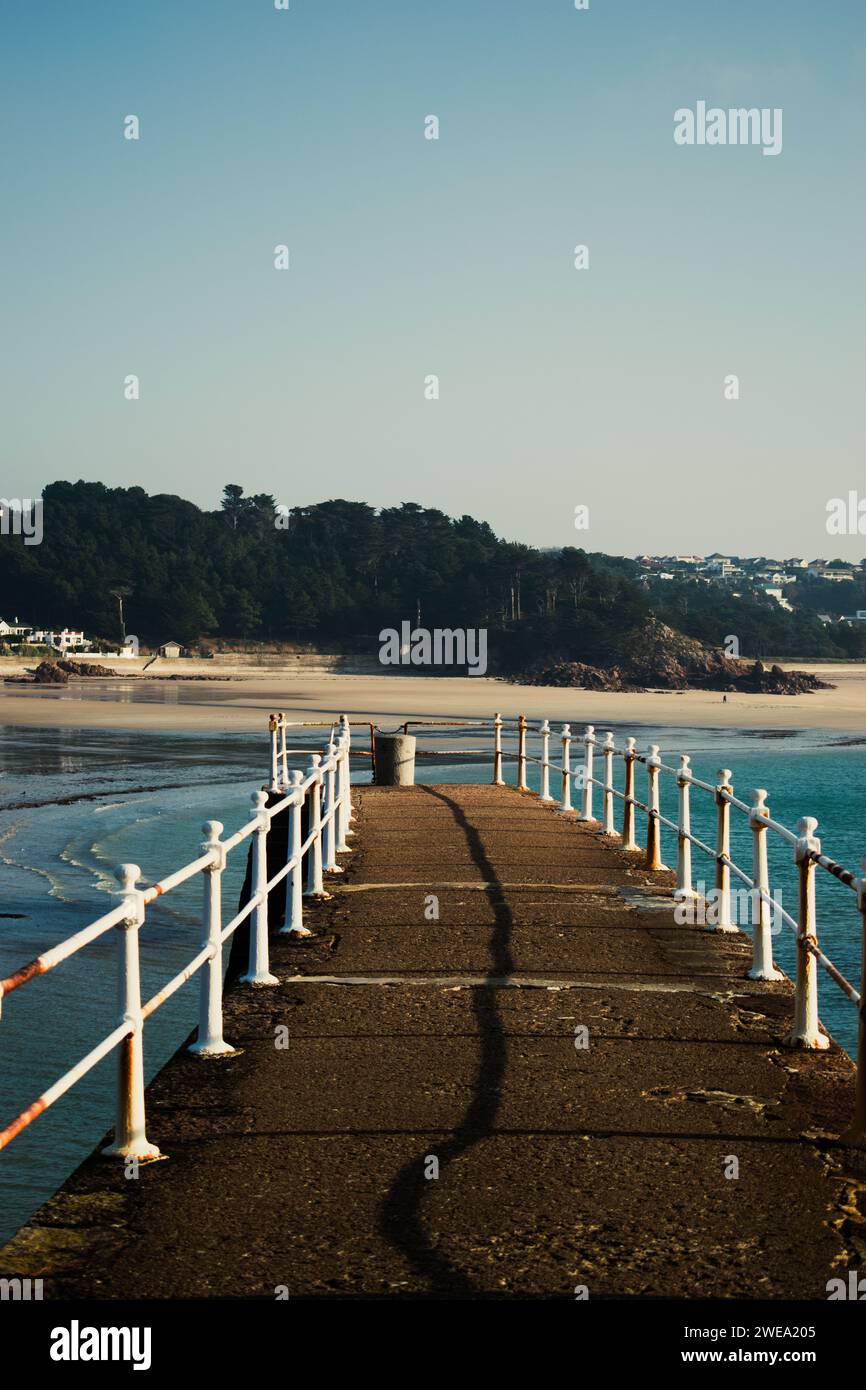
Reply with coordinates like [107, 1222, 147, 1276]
[0, 715, 356, 1159]
[0, 902, 128, 1001]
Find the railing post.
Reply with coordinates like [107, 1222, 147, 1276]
[785, 817, 829, 1049]
[279, 713, 289, 789]
[579, 725, 596, 821]
[492, 712, 504, 786]
[539, 719, 553, 802]
[242, 789, 279, 986]
[747, 790, 783, 981]
[843, 859, 866, 1144]
[645, 745, 667, 871]
[517, 714, 528, 791]
[559, 723, 572, 813]
[101, 864, 161, 1161]
[340, 715, 355, 833]
[622, 737, 637, 851]
[335, 729, 351, 852]
[189, 821, 236, 1056]
[281, 770, 311, 937]
[674, 755, 694, 898]
[711, 769, 737, 931]
[269, 713, 280, 792]
[304, 755, 329, 898]
[601, 732, 616, 835]
[322, 739, 343, 874]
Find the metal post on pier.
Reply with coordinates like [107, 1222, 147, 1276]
[190, 821, 236, 1056]
[102, 864, 161, 1161]
[335, 729, 350, 852]
[281, 770, 311, 937]
[517, 714, 528, 791]
[843, 859, 866, 1145]
[786, 817, 830, 1049]
[674, 755, 694, 899]
[622, 737, 637, 851]
[305, 755, 329, 899]
[580, 725, 596, 821]
[268, 714, 281, 792]
[748, 790, 783, 981]
[539, 719, 553, 802]
[340, 715, 355, 833]
[242, 790, 279, 986]
[711, 769, 736, 931]
[279, 713, 289, 790]
[492, 712, 504, 786]
[322, 739, 342, 874]
[560, 723, 572, 813]
[601, 732, 616, 835]
[645, 745, 666, 872]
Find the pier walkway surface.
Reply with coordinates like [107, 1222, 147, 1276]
[2, 784, 863, 1299]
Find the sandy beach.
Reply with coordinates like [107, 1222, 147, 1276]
[1, 657, 864, 736]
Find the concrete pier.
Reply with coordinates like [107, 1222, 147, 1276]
[1, 784, 863, 1299]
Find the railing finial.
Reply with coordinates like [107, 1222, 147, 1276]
[115, 862, 141, 895]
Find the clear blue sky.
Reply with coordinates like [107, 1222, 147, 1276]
[2, 1, 864, 558]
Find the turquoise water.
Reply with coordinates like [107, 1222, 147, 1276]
[0, 721, 864, 1244]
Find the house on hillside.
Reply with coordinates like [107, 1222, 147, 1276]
[760, 587, 793, 612]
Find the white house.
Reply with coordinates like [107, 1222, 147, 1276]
[30, 629, 91, 652]
[158, 640, 183, 659]
[706, 557, 740, 578]
[760, 587, 793, 612]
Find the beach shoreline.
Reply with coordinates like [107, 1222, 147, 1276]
[1, 658, 864, 735]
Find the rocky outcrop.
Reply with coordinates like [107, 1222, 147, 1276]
[57, 659, 118, 677]
[516, 621, 833, 695]
[519, 660, 630, 691]
[5, 658, 120, 684]
[32, 660, 69, 684]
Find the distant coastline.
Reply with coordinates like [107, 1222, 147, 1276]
[0, 657, 865, 736]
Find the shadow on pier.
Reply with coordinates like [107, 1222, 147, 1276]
[377, 788, 515, 1295]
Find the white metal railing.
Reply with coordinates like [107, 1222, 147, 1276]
[5, 708, 864, 1158]
[408, 711, 866, 1147]
[0, 714, 355, 1161]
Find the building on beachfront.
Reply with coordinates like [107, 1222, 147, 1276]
[27, 628, 91, 652]
[1, 621, 95, 651]
[158, 640, 183, 658]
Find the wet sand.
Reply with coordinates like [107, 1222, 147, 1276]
[1, 658, 864, 735]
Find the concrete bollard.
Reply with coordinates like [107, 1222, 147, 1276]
[374, 732, 417, 785]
